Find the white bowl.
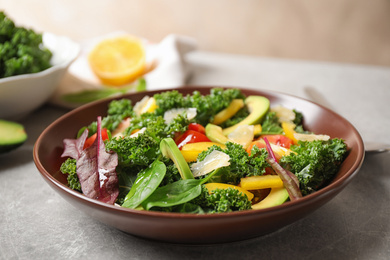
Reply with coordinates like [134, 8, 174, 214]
[0, 32, 80, 119]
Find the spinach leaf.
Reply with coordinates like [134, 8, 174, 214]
[142, 179, 202, 210]
[61, 79, 146, 104]
[122, 159, 166, 209]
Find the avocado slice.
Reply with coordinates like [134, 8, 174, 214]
[251, 187, 289, 210]
[205, 124, 228, 144]
[222, 95, 270, 136]
[0, 119, 27, 153]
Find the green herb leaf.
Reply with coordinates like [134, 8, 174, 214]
[61, 88, 129, 104]
[122, 159, 166, 209]
[61, 78, 147, 104]
[142, 179, 202, 210]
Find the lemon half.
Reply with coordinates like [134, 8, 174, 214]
[88, 35, 146, 86]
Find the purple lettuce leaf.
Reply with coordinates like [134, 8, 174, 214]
[264, 137, 302, 201]
[61, 129, 88, 160]
[62, 117, 119, 204]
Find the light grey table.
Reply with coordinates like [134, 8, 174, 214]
[1, 51, 389, 260]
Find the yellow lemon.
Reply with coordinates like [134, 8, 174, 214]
[88, 35, 146, 86]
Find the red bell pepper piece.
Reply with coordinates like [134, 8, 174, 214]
[175, 130, 211, 149]
[187, 123, 206, 134]
[83, 128, 109, 149]
[261, 134, 293, 148]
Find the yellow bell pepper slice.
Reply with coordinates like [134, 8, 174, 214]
[204, 183, 254, 201]
[253, 124, 262, 136]
[212, 99, 244, 125]
[180, 142, 226, 162]
[240, 175, 284, 190]
[250, 139, 293, 157]
[281, 121, 298, 144]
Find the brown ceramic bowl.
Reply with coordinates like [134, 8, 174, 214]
[33, 86, 364, 244]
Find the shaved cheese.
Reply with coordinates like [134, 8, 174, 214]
[271, 105, 295, 123]
[294, 133, 330, 142]
[163, 108, 197, 124]
[190, 150, 230, 177]
[129, 127, 146, 138]
[133, 96, 150, 115]
[228, 125, 254, 149]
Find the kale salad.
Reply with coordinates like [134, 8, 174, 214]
[60, 88, 348, 214]
[0, 11, 52, 78]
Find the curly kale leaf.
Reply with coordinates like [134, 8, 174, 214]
[153, 88, 245, 126]
[197, 142, 269, 184]
[261, 109, 306, 135]
[191, 185, 252, 213]
[60, 158, 81, 191]
[260, 111, 283, 134]
[153, 90, 186, 113]
[293, 109, 303, 125]
[292, 109, 311, 134]
[123, 112, 189, 141]
[156, 185, 252, 213]
[105, 133, 160, 167]
[80, 99, 134, 137]
[187, 88, 245, 125]
[280, 138, 348, 195]
[159, 159, 182, 186]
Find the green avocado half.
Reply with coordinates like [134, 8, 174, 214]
[0, 119, 28, 153]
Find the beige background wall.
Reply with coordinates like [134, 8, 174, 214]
[2, 0, 390, 67]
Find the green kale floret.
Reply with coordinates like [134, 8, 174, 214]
[159, 159, 182, 186]
[293, 109, 304, 125]
[105, 133, 160, 168]
[186, 88, 245, 125]
[153, 88, 245, 126]
[197, 142, 269, 184]
[123, 112, 161, 136]
[124, 112, 189, 141]
[155, 185, 252, 213]
[153, 90, 186, 113]
[191, 185, 252, 213]
[260, 111, 283, 134]
[280, 138, 348, 195]
[104, 98, 134, 130]
[79, 98, 134, 137]
[60, 158, 81, 191]
[260, 109, 306, 135]
[0, 11, 52, 78]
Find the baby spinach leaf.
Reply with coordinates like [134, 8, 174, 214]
[61, 78, 146, 104]
[142, 179, 202, 210]
[122, 159, 166, 209]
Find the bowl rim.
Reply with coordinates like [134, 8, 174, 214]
[33, 85, 365, 220]
[0, 32, 80, 84]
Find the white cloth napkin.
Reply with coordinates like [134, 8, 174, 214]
[50, 33, 197, 108]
